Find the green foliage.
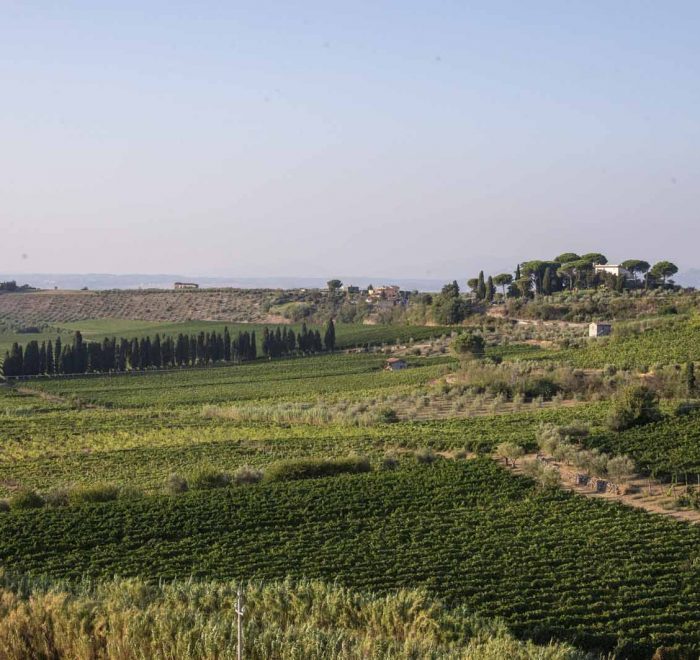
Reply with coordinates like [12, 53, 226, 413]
[0, 574, 589, 660]
[452, 332, 485, 359]
[377, 407, 400, 423]
[8, 490, 44, 511]
[68, 483, 120, 505]
[165, 474, 189, 495]
[264, 456, 371, 482]
[607, 385, 661, 432]
[189, 467, 232, 490]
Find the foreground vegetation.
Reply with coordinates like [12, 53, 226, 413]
[1, 459, 699, 657]
[0, 572, 589, 660]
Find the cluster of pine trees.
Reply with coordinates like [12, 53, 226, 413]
[2, 321, 338, 378]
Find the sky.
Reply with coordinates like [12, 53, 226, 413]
[2, 1, 700, 280]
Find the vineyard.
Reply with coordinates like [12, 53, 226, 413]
[0, 459, 698, 657]
[2, 306, 700, 657]
[563, 317, 700, 369]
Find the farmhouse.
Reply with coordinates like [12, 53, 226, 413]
[589, 322, 612, 338]
[385, 357, 408, 371]
[174, 282, 199, 290]
[593, 264, 631, 279]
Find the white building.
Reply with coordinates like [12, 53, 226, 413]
[589, 322, 612, 338]
[174, 282, 199, 290]
[594, 264, 630, 279]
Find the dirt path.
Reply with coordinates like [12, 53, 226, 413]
[506, 453, 700, 525]
[14, 386, 103, 409]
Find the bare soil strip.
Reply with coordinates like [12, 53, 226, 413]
[506, 453, 700, 525]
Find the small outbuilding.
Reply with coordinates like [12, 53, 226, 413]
[589, 322, 612, 338]
[385, 358, 408, 371]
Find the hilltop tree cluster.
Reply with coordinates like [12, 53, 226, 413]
[468, 253, 679, 300]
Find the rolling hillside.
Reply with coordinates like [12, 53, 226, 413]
[0, 289, 295, 325]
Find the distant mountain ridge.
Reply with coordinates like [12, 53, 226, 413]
[0, 273, 449, 292]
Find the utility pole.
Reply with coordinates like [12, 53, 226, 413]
[236, 587, 245, 660]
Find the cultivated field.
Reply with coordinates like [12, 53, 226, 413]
[1, 301, 700, 658]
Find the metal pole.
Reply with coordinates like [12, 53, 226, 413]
[236, 587, 244, 660]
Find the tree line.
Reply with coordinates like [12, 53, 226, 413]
[2, 320, 337, 378]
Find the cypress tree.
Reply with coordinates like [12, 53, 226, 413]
[118, 339, 129, 371]
[477, 271, 486, 300]
[23, 341, 40, 375]
[130, 338, 140, 370]
[73, 331, 87, 373]
[324, 319, 336, 351]
[687, 361, 696, 396]
[46, 340, 54, 375]
[54, 337, 62, 373]
[250, 331, 257, 360]
[224, 327, 231, 361]
[486, 276, 495, 302]
[542, 268, 552, 295]
[152, 334, 162, 368]
[39, 342, 47, 374]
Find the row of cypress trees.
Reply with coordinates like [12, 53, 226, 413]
[2, 321, 337, 378]
[262, 321, 335, 358]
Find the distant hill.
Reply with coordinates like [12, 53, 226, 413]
[0, 273, 448, 292]
[0, 288, 296, 325]
[677, 269, 700, 288]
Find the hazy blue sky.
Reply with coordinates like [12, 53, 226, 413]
[2, 1, 699, 279]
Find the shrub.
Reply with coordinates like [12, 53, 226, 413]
[452, 332, 485, 359]
[381, 453, 399, 470]
[607, 385, 662, 431]
[69, 484, 120, 505]
[675, 401, 700, 417]
[9, 489, 44, 510]
[190, 468, 232, 490]
[233, 466, 263, 485]
[376, 407, 399, 424]
[414, 448, 437, 464]
[44, 489, 70, 507]
[265, 456, 371, 482]
[166, 473, 189, 495]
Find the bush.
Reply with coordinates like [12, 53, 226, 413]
[414, 448, 437, 464]
[265, 456, 371, 482]
[166, 473, 189, 494]
[452, 332, 485, 359]
[377, 407, 399, 424]
[9, 489, 44, 510]
[190, 468, 232, 490]
[69, 483, 120, 505]
[381, 453, 399, 470]
[675, 401, 700, 417]
[607, 385, 662, 431]
[44, 489, 70, 507]
[233, 465, 263, 485]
